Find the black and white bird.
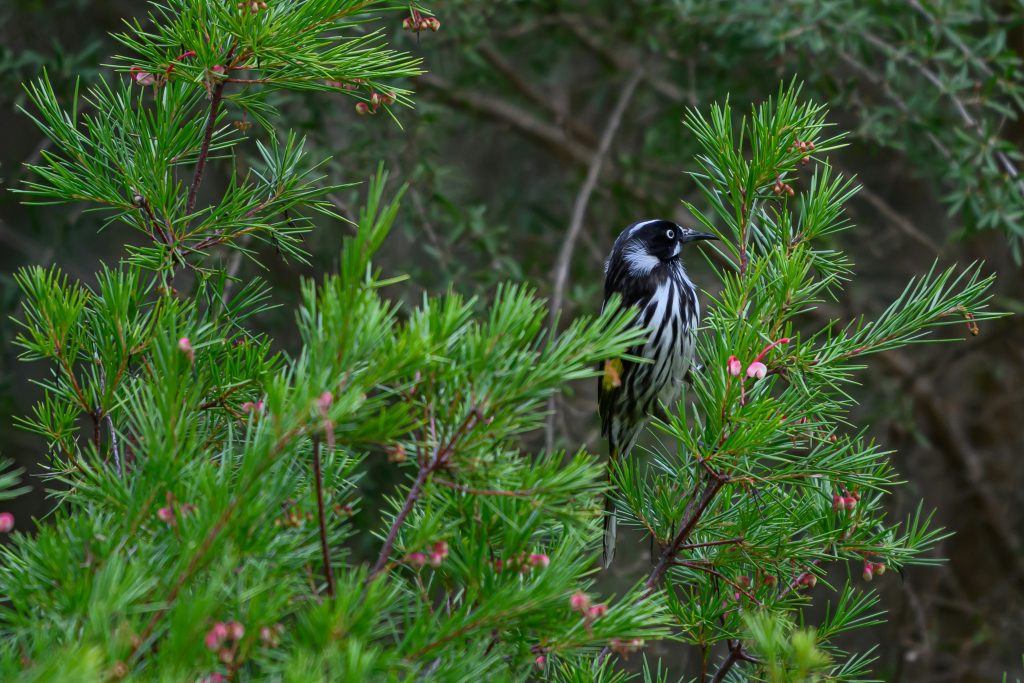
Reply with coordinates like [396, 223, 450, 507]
[598, 219, 717, 568]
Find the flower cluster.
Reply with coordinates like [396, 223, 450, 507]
[407, 541, 449, 568]
[205, 620, 245, 665]
[727, 337, 790, 382]
[402, 10, 440, 32]
[355, 90, 397, 116]
[492, 552, 550, 574]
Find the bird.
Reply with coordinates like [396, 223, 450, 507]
[598, 219, 718, 569]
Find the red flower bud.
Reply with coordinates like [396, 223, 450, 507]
[355, 102, 371, 115]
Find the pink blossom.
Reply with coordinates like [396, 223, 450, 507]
[227, 621, 244, 640]
[355, 102, 372, 115]
[746, 361, 767, 380]
[0, 512, 13, 533]
[407, 552, 427, 568]
[587, 604, 608, 619]
[569, 591, 591, 613]
[205, 622, 229, 651]
[727, 355, 742, 377]
[528, 553, 550, 568]
[862, 562, 874, 582]
[157, 506, 175, 525]
[534, 655, 546, 668]
[178, 337, 195, 362]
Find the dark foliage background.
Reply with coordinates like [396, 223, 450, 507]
[1, 1, 1022, 680]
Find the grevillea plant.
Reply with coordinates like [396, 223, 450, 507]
[0, 2, 1001, 682]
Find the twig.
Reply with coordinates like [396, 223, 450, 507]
[369, 464, 431, 581]
[835, 165, 940, 253]
[475, 43, 597, 146]
[674, 560, 763, 606]
[186, 47, 235, 215]
[596, 470, 727, 667]
[312, 435, 335, 598]
[644, 474, 726, 595]
[544, 66, 643, 450]
[368, 408, 482, 582]
[709, 641, 745, 683]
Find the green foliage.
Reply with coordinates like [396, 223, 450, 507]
[609, 84, 1002, 680]
[0, 1, 1004, 682]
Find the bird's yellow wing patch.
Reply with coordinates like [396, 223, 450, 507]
[602, 358, 623, 391]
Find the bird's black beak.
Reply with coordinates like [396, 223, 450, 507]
[680, 229, 719, 244]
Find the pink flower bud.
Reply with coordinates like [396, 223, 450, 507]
[199, 675, 227, 683]
[587, 604, 608, 619]
[429, 552, 444, 567]
[211, 64, 226, 74]
[843, 496, 857, 510]
[178, 337, 194, 361]
[317, 391, 332, 415]
[746, 361, 767, 380]
[227, 621, 244, 640]
[157, 506, 175, 525]
[535, 655, 546, 668]
[432, 541, 449, 559]
[569, 591, 591, 613]
[874, 562, 886, 576]
[407, 552, 427, 568]
[218, 648, 234, 665]
[132, 69, 156, 86]
[0, 512, 13, 533]
[529, 553, 550, 568]
[205, 622, 229, 651]
[727, 355, 742, 376]
[832, 494, 843, 511]
[862, 562, 874, 582]
[355, 102, 372, 115]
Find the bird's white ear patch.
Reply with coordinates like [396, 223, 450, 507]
[622, 244, 661, 277]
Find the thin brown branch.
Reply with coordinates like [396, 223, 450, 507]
[369, 464, 431, 581]
[186, 47, 235, 215]
[674, 560, 763, 606]
[417, 73, 592, 167]
[368, 408, 482, 582]
[645, 475, 727, 595]
[475, 43, 597, 146]
[312, 435, 336, 598]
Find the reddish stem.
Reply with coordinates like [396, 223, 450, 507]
[312, 435, 336, 598]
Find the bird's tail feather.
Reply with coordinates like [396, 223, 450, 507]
[602, 495, 617, 570]
[602, 447, 619, 570]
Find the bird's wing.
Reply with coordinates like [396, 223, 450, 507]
[597, 257, 655, 438]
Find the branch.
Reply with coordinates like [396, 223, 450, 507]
[312, 435, 335, 598]
[475, 43, 597, 146]
[186, 49, 235, 215]
[417, 73, 592, 167]
[544, 66, 643, 449]
[367, 408, 482, 582]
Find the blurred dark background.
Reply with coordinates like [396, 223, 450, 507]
[1, 1, 1022, 680]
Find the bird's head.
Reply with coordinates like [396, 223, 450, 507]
[610, 219, 718, 275]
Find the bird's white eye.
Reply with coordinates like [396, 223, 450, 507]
[666, 229, 675, 239]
